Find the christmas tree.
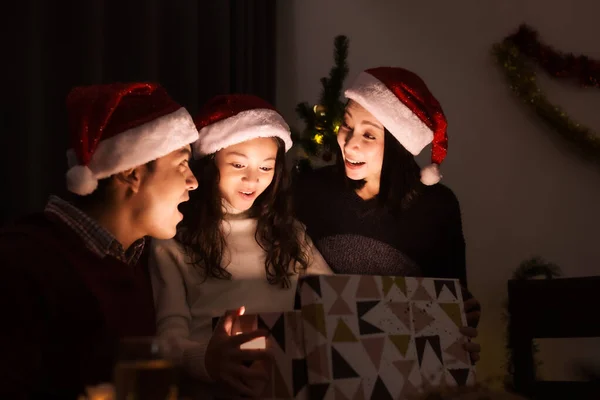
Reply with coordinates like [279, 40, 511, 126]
[292, 35, 349, 173]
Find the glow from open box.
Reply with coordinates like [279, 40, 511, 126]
[235, 332, 266, 350]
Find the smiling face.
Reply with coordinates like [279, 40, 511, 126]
[214, 137, 278, 212]
[337, 100, 386, 183]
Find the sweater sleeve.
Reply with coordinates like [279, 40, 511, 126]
[149, 239, 213, 382]
[305, 234, 334, 276]
[295, 220, 333, 276]
[0, 238, 47, 400]
[433, 186, 468, 287]
[445, 190, 467, 288]
[416, 185, 467, 287]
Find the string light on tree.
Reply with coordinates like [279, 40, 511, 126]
[293, 35, 349, 173]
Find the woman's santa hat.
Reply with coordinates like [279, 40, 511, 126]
[193, 94, 293, 158]
[344, 67, 448, 185]
[66, 82, 198, 196]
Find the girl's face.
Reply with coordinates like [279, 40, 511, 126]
[337, 101, 385, 183]
[214, 137, 278, 212]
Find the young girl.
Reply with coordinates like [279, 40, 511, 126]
[150, 94, 332, 397]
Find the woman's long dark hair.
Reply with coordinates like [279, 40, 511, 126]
[177, 138, 309, 288]
[335, 129, 423, 213]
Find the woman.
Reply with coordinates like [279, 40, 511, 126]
[294, 66, 481, 360]
[150, 94, 332, 398]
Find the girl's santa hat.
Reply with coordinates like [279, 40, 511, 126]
[193, 94, 293, 158]
[344, 67, 448, 185]
[66, 82, 198, 195]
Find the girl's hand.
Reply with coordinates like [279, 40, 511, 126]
[205, 307, 273, 399]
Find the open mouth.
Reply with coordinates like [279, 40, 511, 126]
[239, 191, 256, 200]
[345, 158, 365, 167]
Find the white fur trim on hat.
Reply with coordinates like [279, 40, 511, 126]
[66, 107, 199, 195]
[420, 163, 442, 186]
[193, 108, 293, 158]
[345, 72, 433, 156]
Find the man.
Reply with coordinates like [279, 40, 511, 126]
[0, 82, 200, 399]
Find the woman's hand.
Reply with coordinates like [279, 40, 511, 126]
[463, 297, 481, 328]
[460, 295, 482, 363]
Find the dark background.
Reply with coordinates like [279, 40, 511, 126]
[1, 0, 277, 224]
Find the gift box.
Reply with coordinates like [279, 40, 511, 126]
[299, 275, 476, 399]
[213, 311, 309, 399]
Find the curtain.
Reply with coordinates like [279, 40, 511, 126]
[0, 0, 276, 224]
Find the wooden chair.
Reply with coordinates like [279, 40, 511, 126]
[508, 276, 600, 399]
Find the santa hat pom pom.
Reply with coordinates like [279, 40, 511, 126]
[66, 165, 98, 195]
[420, 164, 442, 186]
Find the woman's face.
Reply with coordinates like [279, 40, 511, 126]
[337, 100, 385, 182]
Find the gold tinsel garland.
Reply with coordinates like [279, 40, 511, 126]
[493, 40, 600, 164]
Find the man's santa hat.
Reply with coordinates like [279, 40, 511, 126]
[66, 82, 198, 195]
[192, 94, 292, 158]
[344, 67, 448, 185]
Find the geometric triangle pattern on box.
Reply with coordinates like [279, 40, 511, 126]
[324, 275, 352, 296]
[304, 276, 323, 298]
[288, 313, 305, 357]
[419, 370, 436, 393]
[399, 378, 420, 399]
[332, 318, 358, 343]
[370, 376, 394, 400]
[307, 344, 331, 380]
[448, 368, 470, 386]
[329, 295, 355, 316]
[331, 345, 360, 380]
[292, 358, 309, 397]
[361, 337, 386, 370]
[356, 301, 384, 335]
[382, 276, 394, 297]
[382, 276, 407, 298]
[434, 279, 458, 300]
[325, 276, 354, 316]
[258, 314, 286, 352]
[411, 279, 433, 301]
[335, 379, 363, 400]
[387, 301, 411, 331]
[393, 359, 416, 379]
[355, 275, 380, 299]
[271, 361, 291, 398]
[439, 303, 463, 328]
[415, 336, 443, 367]
[302, 303, 327, 339]
[352, 381, 365, 400]
[358, 318, 384, 336]
[444, 337, 470, 365]
[300, 275, 474, 399]
[412, 303, 436, 334]
[388, 334, 411, 357]
[308, 383, 330, 400]
[333, 385, 350, 400]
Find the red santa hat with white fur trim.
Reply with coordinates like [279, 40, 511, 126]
[65, 82, 199, 195]
[344, 67, 448, 185]
[193, 94, 293, 158]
